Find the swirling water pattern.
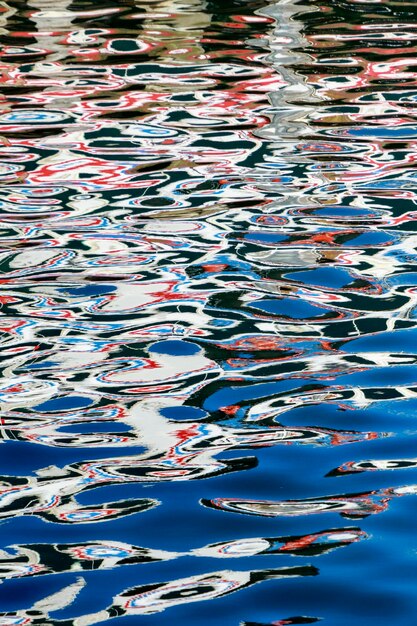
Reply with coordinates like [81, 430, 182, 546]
[0, 0, 416, 624]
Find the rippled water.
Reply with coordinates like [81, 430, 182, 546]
[0, 0, 416, 623]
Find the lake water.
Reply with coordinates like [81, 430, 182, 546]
[0, 0, 416, 624]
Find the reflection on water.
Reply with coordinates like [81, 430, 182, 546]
[0, 527, 364, 583]
[0, 0, 416, 623]
[0, 566, 317, 624]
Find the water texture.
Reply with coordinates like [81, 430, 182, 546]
[0, 0, 416, 623]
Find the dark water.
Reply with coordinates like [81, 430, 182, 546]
[0, 0, 416, 623]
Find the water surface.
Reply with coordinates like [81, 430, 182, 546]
[0, 0, 416, 624]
